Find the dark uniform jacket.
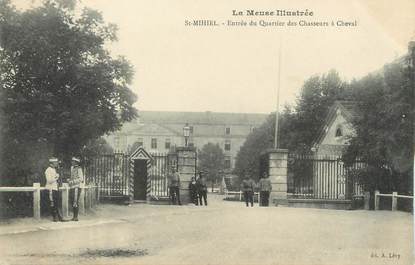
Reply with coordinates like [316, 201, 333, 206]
[168, 172, 180, 188]
[258, 178, 272, 192]
[241, 179, 255, 192]
[189, 181, 197, 192]
[196, 177, 207, 191]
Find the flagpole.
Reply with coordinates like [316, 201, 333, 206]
[274, 36, 282, 149]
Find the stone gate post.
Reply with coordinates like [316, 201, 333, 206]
[176, 147, 196, 205]
[267, 149, 289, 206]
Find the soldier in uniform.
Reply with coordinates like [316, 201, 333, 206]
[188, 177, 198, 205]
[168, 166, 181, 205]
[241, 175, 255, 207]
[196, 171, 208, 206]
[258, 173, 272, 206]
[69, 157, 84, 221]
[45, 157, 64, 222]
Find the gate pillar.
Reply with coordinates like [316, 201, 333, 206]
[176, 146, 196, 205]
[266, 149, 289, 206]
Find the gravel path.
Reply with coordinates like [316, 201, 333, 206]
[0, 195, 412, 265]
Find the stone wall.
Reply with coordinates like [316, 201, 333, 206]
[176, 147, 196, 205]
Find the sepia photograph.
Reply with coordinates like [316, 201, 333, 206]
[0, 0, 414, 264]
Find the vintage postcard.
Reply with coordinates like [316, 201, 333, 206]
[0, 0, 414, 264]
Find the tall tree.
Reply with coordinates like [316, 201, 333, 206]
[234, 70, 347, 180]
[0, 0, 137, 183]
[198, 143, 225, 190]
[344, 57, 414, 193]
[82, 137, 114, 157]
[234, 113, 275, 181]
[291, 69, 348, 152]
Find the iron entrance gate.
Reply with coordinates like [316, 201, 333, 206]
[84, 149, 182, 201]
[148, 152, 176, 199]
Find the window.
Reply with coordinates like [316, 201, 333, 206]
[225, 127, 231, 135]
[224, 140, 231, 151]
[165, 139, 171, 149]
[151, 138, 157, 149]
[137, 138, 143, 147]
[224, 158, 231, 169]
[335, 126, 343, 137]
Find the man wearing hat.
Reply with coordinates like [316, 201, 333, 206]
[188, 176, 198, 205]
[258, 172, 272, 206]
[196, 171, 208, 206]
[167, 165, 181, 205]
[241, 174, 255, 207]
[45, 157, 64, 222]
[69, 157, 84, 221]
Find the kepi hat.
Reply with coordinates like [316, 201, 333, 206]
[49, 157, 58, 163]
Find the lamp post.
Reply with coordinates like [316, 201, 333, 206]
[183, 123, 191, 147]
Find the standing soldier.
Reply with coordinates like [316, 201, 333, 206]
[241, 175, 255, 207]
[188, 177, 198, 205]
[45, 157, 64, 222]
[196, 171, 208, 206]
[258, 173, 272, 206]
[168, 166, 181, 205]
[69, 157, 84, 221]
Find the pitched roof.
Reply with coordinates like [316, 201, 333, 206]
[116, 110, 268, 136]
[137, 111, 268, 125]
[334, 101, 357, 122]
[119, 122, 180, 136]
[313, 101, 357, 147]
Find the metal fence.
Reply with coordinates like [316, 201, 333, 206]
[84, 150, 193, 201]
[149, 152, 172, 198]
[84, 153, 130, 198]
[288, 154, 366, 200]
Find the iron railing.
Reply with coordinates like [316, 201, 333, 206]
[149, 152, 171, 198]
[84, 153, 130, 198]
[84, 149, 195, 201]
[287, 154, 366, 200]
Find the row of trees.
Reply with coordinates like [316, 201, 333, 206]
[0, 0, 136, 185]
[235, 50, 414, 192]
[235, 70, 350, 182]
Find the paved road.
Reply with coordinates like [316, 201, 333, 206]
[0, 195, 413, 265]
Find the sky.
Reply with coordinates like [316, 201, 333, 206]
[14, 0, 415, 114]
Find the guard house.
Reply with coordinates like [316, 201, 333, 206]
[129, 147, 153, 202]
[85, 146, 195, 204]
[312, 101, 356, 157]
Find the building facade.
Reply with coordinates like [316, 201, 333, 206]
[312, 101, 356, 157]
[106, 111, 268, 171]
